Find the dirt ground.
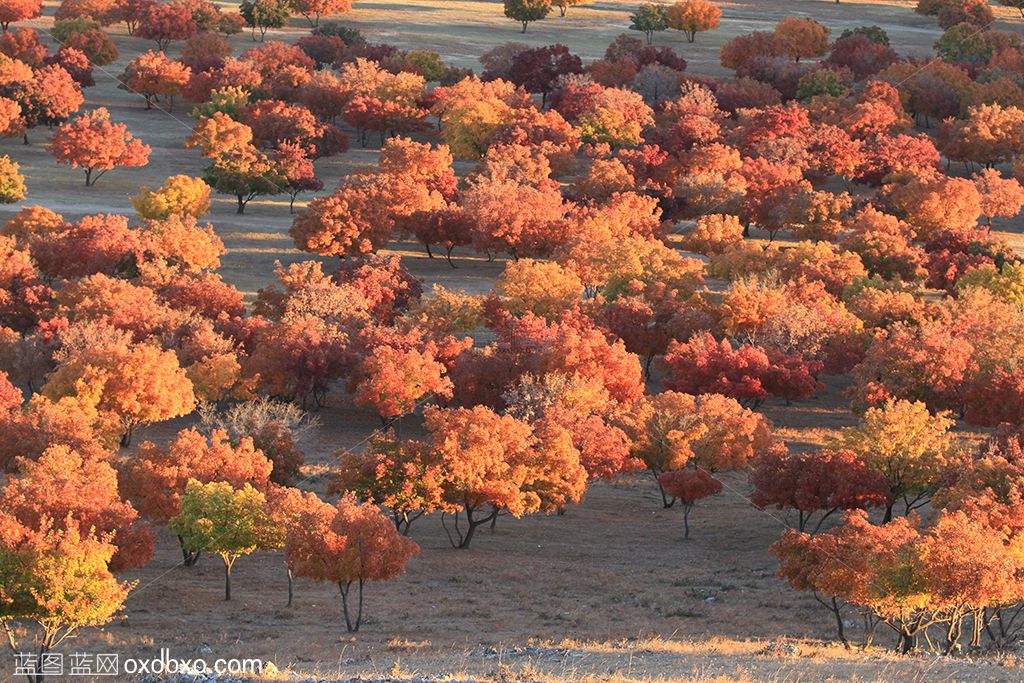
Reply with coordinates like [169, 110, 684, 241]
[2, 1, 1024, 681]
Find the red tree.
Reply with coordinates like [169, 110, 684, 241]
[750, 444, 893, 533]
[48, 108, 150, 186]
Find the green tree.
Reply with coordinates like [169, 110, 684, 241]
[202, 145, 285, 214]
[239, 0, 291, 41]
[504, 0, 552, 33]
[169, 480, 276, 601]
[630, 2, 669, 44]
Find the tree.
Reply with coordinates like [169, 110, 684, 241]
[291, 0, 350, 27]
[8, 64, 84, 143]
[169, 480, 275, 600]
[0, 520, 132, 683]
[552, 0, 592, 16]
[54, 0, 119, 24]
[0, 155, 25, 203]
[61, 27, 119, 66]
[2, 444, 154, 573]
[974, 169, 1024, 226]
[0, 0, 43, 31]
[290, 176, 395, 256]
[45, 47, 94, 88]
[630, 3, 669, 44]
[774, 17, 830, 61]
[120, 427, 273, 539]
[202, 144, 285, 213]
[507, 44, 583, 105]
[662, 333, 820, 408]
[462, 176, 568, 258]
[560, 84, 654, 148]
[504, 0, 551, 33]
[750, 444, 893, 533]
[136, 0, 197, 49]
[274, 142, 322, 213]
[657, 469, 722, 538]
[831, 398, 958, 521]
[849, 320, 975, 414]
[239, 0, 291, 41]
[826, 34, 898, 80]
[138, 214, 224, 272]
[423, 404, 586, 548]
[132, 174, 211, 220]
[48, 108, 150, 186]
[0, 28, 47, 67]
[331, 432, 442, 533]
[284, 493, 419, 631]
[667, 0, 721, 42]
[186, 112, 253, 157]
[120, 50, 191, 111]
[43, 339, 195, 446]
[496, 258, 582, 319]
[430, 77, 534, 159]
[352, 341, 453, 422]
[245, 314, 351, 408]
[771, 511, 921, 649]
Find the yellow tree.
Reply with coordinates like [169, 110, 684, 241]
[830, 398, 959, 521]
[43, 339, 196, 446]
[667, 0, 721, 42]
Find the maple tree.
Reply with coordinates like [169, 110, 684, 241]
[662, 333, 821, 408]
[750, 444, 893, 533]
[773, 16, 830, 62]
[169, 480, 275, 600]
[657, 468, 722, 538]
[48, 108, 150, 186]
[121, 50, 191, 111]
[43, 338, 195, 446]
[240, 0, 291, 41]
[504, 0, 551, 32]
[62, 26, 119, 66]
[422, 405, 587, 548]
[121, 427, 272, 523]
[7, 63, 84, 143]
[132, 174, 211, 220]
[831, 398, 958, 521]
[0, 0, 43, 31]
[202, 144, 285, 214]
[136, 0, 197, 49]
[0, 519, 132, 683]
[186, 112, 253, 157]
[507, 44, 583, 105]
[291, 0, 351, 27]
[285, 493, 419, 631]
[666, 0, 721, 42]
[0, 155, 25, 204]
[849, 320, 975, 414]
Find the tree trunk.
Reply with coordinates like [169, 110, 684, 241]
[831, 597, 848, 648]
[883, 501, 894, 523]
[286, 565, 293, 608]
[339, 579, 364, 631]
[236, 196, 246, 214]
[224, 557, 233, 601]
[521, 22, 528, 33]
